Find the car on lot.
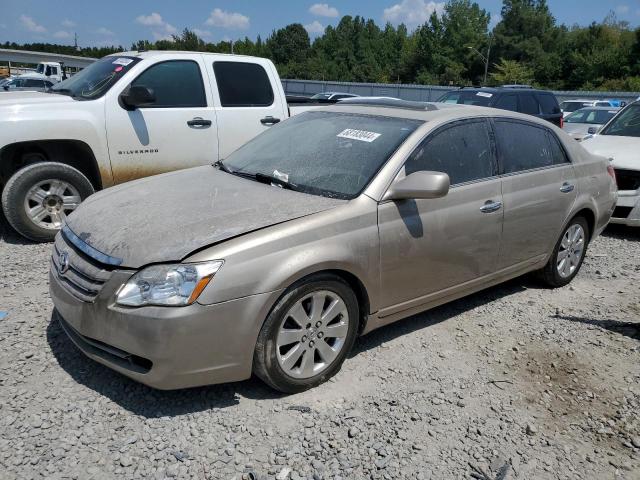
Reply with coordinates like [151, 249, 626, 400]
[582, 101, 640, 226]
[562, 106, 620, 141]
[438, 86, 562, 127]
[560, 99, 613, 117]
[1, 76, 55, 92]
[49, 99, 616, 393]
[0, 51, 309, 242]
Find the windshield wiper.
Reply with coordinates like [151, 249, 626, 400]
[214, 161, 299, 191]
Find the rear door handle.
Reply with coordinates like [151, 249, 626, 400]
[187, 117, 212, 127]
[480, 200, 502, 213]
[260, 116, 280, 125]
[560, 182, 575, 193]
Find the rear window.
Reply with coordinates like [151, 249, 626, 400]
[439, 91, 492, 106]
[537, 94, 559, 114]
[214, 61, 274, 107]
[565, 109, 618, 125]
[519, 94, 540, 115]
[561, 101, 590, 113]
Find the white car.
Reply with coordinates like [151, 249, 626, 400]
[560, 99, 613, 118]
[562, 107, 619, 141]
[582, 102, 640, 226]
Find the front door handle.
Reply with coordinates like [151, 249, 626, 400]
[480, 200, 502, 213]
[187, 117, 212, 127]
[560, 182, 575, 193]
[260, 116, 280, 125]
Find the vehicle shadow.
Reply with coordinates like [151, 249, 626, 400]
[602, 224, 640, 241]
[46, 276, 535, 417]
[0, 210, 37, 246]
[555, 314, 639, 341]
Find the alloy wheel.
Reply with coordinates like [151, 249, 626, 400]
[556, 223, 585, 278]
[24, 179, 81, 230]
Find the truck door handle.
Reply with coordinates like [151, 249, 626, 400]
[260, 116, 280, 125]
[560, 182, 575, 193]
[187, 118, 212, 127]
[480, 200, 502, 213]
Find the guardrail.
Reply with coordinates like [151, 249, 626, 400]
[282, 79, 640, 103]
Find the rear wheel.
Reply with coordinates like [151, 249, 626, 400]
[253, 274, 359, 393]
[538, 216, 589, 288]
[1, 162, 94, 242]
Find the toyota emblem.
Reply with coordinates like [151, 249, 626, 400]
[58, 251, 70, 275]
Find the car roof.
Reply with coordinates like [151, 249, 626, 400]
[110, 50, 266, 61]
[452, 86, 550, 93]
[316, 101, 560, 128]
[571, 106, 620, 111]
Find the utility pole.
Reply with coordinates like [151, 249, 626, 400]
[467, 34, 492, 86]
[74, 33, 79, 51]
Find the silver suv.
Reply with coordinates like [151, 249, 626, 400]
[49, 99, 617, 392]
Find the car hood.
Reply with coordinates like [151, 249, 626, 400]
[581, 135, 640, 171]
[563, 123, 593, 134]
[65, 166, 345, 268]
[0, 91, 75, 108]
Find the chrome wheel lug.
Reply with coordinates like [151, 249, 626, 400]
[315, 321, 322, 328]
[301, 335, 307, 343]
[309, 340, 315, 347]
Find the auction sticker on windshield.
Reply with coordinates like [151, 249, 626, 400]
[112, 58, 134, 66]
[337, 129, 381, 142]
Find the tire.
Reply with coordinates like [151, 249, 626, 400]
[253, 274, 360, 393]
[1, 162, 94, 242]
[537, 216, 590, 288]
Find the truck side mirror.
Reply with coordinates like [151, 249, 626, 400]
[120, 85, 156, 110]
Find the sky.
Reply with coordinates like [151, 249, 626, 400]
[1, 0, 639, 48]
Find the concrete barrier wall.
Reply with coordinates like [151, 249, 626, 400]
[282, 79, 640, 103]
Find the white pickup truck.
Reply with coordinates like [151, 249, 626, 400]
[0, 51, 319, 241]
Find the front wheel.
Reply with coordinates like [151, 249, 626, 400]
[253, 274, 359, 393]
[538, 216, 590, 288]
[1, 162, 94, 242]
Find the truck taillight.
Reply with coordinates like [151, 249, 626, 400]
[560, 116, 564, 129]
[607, 164, 616, 184]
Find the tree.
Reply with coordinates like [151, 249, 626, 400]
[490, 58, 534, 84]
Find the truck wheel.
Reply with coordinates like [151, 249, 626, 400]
[1, 162, 94, 242]
[253, 274, 359, 393]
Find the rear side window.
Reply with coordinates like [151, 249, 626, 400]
[537, 94, 559, 114]
[519, 94, 540, 115]
[494, 121, 554, 173]
[24, 79, 43, 87]
[439, 91, 492, 106]
[214, 62, 274, 107]
[132, 60, 206, 108]
[546, 132, 570, 165]
[495, 94, 518, 111]
[405, 120, 496, 185]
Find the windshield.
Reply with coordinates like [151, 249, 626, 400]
[223, 111, 422, 199]
[438, 91, 492, 106]
[565, 109, 618, 125]
[601, 104, 640, 137]
[36, 64, 44, 74]
[560, 101, 590, 112]
[49, 56, 140, 99]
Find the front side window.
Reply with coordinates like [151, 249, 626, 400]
[131, 60, 206, 108]
[214, 62, 274, 107]
[405, 120, 496, 185]
[438, 90, 492, 106]
[495, 121, 554, 173]
[601, 104, 640, 137]
[223, 111, 421, 199]
[49, 56, 141, 100]
[495, 94, 518, 111]
[519, 94, 540, 115]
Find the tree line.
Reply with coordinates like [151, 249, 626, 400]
[3, 0, 640, 91]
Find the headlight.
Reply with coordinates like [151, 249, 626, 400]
[116, 261, 223, 307]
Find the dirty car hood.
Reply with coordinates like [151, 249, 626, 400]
[65, 166, 345, 268]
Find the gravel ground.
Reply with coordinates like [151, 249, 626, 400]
[0, 216, 638, 480]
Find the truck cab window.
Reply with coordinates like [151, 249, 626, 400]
[131, 60, 206, 108]
[213, 62, 274, 107]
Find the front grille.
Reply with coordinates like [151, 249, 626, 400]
[615, 169, 640, 191]
[51, 233, 112, 302]
[613, 206, 633, 219]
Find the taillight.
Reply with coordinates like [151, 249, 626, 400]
[607, 164, 616, 185]
[560, 116, 564, 128]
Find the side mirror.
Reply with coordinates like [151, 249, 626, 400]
[120, 85, 156, 110]
[587, 126, 598, 135]
[384, 171, 450, 201]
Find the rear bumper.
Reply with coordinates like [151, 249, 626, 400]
[610, 189, 640, 227]
[50, 268, 283, 390]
